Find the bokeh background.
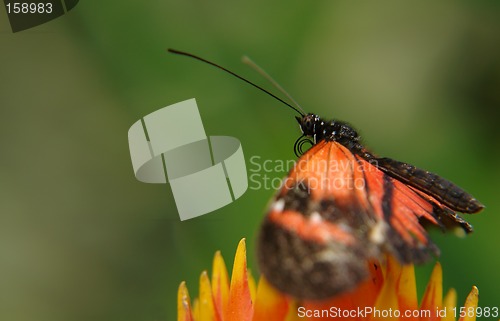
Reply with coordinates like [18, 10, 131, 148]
[1, 1, 499, 320]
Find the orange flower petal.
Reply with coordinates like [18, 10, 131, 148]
[178, 281, 194, 321]
[199, 271, 218, 321]
[459, 286, 479, 321]
[252, 276, 289, 321]
[397, 263, 419, 320]
[248, 269, 257, 303]
[211, 251, 230, 320]
[284, 300, 301, 321]
[442, 288, 457, 321]
[302, 260, 384, 319]
[371, 255, 401, 321]
[357, 260, 385, 308]
[420, 262, 442, 321]
[192, 299, 200, 321]
[225, 238, 253, 321]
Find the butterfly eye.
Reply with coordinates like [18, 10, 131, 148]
[304, 120, 311, 131]
[302, 117, 316, 135]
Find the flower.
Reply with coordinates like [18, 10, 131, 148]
[177, 238, 480, 321]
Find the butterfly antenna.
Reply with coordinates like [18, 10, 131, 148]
[242, 55, 306, 115]
[168, 49, 304, 116]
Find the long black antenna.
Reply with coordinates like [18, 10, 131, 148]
[242, 56, 305, 115]
[168, 49, 304, 116]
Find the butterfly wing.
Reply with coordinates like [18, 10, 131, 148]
[257, 140, 461, 300]
[372, 157, 484, 214]
[258, 141, 378, 299]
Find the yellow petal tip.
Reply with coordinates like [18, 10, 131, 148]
[199, 270, 216, 321]
[177, 281, 193, 321]
[226, 237, 253, 321]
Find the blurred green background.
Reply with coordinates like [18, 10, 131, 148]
[1, 1, 499, 320]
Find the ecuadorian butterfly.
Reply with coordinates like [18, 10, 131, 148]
[168, 49, 484, 300]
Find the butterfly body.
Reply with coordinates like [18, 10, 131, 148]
[295, 114, 360, 146]
[257, 113, 484, 300]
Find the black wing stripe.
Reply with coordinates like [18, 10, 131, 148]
[381, 173, 394, 221]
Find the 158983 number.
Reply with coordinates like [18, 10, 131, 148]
[452, 306, 499, 318]
[5, 2, 53, 14]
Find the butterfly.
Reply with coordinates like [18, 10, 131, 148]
[257, 113, 483, 300]
[168, 49, 485, 300]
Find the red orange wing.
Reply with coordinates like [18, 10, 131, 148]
[257, 140, 461, 300]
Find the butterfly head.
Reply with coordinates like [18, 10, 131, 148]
[296, 113, 361, 147]
[296, 113, 321, 137]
